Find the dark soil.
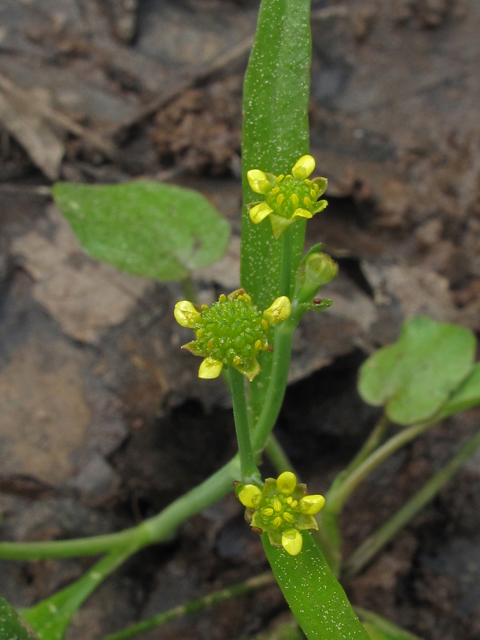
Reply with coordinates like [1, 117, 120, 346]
[1, 1, 480, 639]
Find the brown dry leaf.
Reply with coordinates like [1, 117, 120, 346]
[11, 206, 152, 344]
[0, 86, 64, 179]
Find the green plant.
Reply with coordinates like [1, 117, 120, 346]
[1, 1, 480, 639]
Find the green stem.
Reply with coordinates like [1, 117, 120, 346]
[22, 544, 138, 638]
[265, 434, 297, 475]
[346, 413, 390, 474]
[230, 368, 261, 485]
[99, 572, 276, 640]
[252, 319, 296, 454]
[180, 274, 197, 303]
[342, 427, 480, 583]
[0, 457, 240, 560]
[326, 419, 435, 515]
[0, 310, 299, 562]
[279, 228, 293, 297]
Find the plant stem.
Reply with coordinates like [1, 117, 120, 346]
[342, 427, 480, 583]
[22, 544, 139, 638]
[346, 413, 390, 474]
[99, 572, 276, 640]
[180, 274, 197, 303]
[326, 419, 436, 515]
[265, 434, 297, 475]
[0, 312, 299, 562]
[252, 319, 296, 454]
[279, 228, 293, 297]
[230, 368, 261, 485]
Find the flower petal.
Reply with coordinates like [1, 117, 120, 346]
[249, 202, 274, 224]
[282, 529, 303, 556]
[292, 155, 315, 180]
[247, 170, 275, 195]
[292, 207, 313, 219]
[238, 484, 262, 508]
[174, 300, 201, 328]
[299, 494, 326, 515]
[198, 357, 223, 379]
[276, 471, 297, 496]
[263, 296, 291, 325]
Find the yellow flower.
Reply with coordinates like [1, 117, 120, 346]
[173, 289, 291, 381]
[236, 471, 325, 556]
[246, 155, 328, 238]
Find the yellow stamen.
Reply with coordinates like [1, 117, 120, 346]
[273, 499, 282, 512]
[273, 516, 283, 527]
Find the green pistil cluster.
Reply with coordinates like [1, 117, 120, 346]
[174, 289, 291, 381]
[194, 294, 268, 372]
[235, 472, 325, 556]
[265, 175, 321, 220]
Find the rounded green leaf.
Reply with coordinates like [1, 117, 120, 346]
[437, 362, 480, 419]
[0, 596, 39, 640]
[358, 317, 476, 425]
[52, 181, 231, 281]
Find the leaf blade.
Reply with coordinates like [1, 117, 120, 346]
[358, 317, 476, 425]
[53, 181, 230, 282]
[263, 532, 370, 640]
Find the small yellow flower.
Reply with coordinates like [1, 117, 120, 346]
[235, 471, 325, 556]
[246, 155, 328, 238]
[173, 289, 291, 381]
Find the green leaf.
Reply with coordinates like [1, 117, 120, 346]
[356, 608, 423, 640]
[52, 181, 230, 282]
[241, 0, 312, 419]
[262, 531, 370, 640]
[22, 547, 133, 640]
[0, 597, 39, 640]
[358, 317, 476, 425]
[437, 362, 480, 419]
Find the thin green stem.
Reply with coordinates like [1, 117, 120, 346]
[0, 306, 299, 562]
[252, 319, 296, 454]
[279, 229, 293, 298]
[342, 427, 480, 583]
[265, 434, 297, 475]
[346, 413, 390, 475]
[99, 572, 276, 640]
[22, 544, 139, 638]
[326, 419, 436, 515]
[230, 368, 261, 485]
[180, 275, 197, 303]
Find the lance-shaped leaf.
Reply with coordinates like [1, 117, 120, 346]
[263, 531, 370, 640]
[0, 596, 39, 640]
[241, 0, 312, 420]
[358, 317, 476, 425]
[53, 181, 230, 282]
